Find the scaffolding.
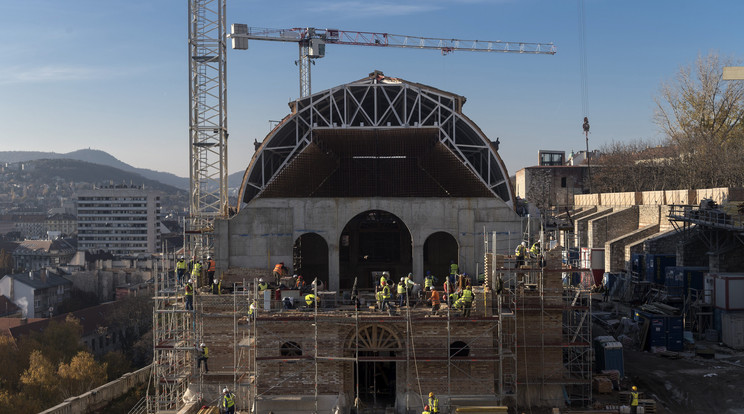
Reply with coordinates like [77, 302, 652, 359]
[148, 265, 198, 412]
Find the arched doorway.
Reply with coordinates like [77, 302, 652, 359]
[339, 210, 412, 289]
[345, 324, 402, 410]
[293, 233, 329, 288]
[423, 231, 458, 281]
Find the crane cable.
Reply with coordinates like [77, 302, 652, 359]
[578, 0, 589, 118]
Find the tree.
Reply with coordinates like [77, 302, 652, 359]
[57, 351, 108, 399]
[20, 350, 58, 409]
[103, 351, 132, 381]
[654, 52, 744, 188]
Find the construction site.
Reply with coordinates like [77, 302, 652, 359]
[143, 2, 744, 413]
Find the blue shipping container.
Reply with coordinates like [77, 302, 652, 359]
[664, 266, 707, 298]
[645, 254, 676, 284]
[634, 309, 684, 352]
[601, 341, 624, 377]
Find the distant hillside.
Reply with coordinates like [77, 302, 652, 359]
[0, 149, 189, 190]
[24, 159, 184, 195]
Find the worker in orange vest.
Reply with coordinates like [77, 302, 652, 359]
[273, 262, 288, 287]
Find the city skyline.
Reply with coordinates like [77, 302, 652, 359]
[2, 1, 742, 178]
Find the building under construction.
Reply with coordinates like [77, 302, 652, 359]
[149, 74, 592, 413]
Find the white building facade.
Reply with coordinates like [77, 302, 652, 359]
[76, 186, 161, 254]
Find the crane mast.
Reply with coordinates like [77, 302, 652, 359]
[188, 0, 228, 258]
[230, 25, 556, 97]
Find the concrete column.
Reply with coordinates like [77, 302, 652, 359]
[708, 253, 720, 273]
[328, 239, 340, 291]
[412, 241, 423, 283]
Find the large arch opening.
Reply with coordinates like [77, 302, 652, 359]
[345, 324, 402, 410]
[423, 231, 459, 282]
[292, 233, 329, 288]
[339, 210, 412, 290]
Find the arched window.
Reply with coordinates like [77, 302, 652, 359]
[450, 340, 470, 358]
[280, 341, 302, 357]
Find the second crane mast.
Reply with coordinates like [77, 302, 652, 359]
[229, 25, 557, 98]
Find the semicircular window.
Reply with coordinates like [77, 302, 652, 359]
[280, 341, 302, 357]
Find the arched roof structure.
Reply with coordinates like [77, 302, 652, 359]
[238, 72, 513, 210]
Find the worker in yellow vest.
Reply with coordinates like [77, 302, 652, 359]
[422, 405, 431, 414]
[428, 392, 439, 413]
[221, 387, 236, 414]
[630, 385, 639, 413]
[176, 257, 187, 285]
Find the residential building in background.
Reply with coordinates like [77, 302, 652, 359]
[76, 185, 161, 254]
[0, 269, 72, 318]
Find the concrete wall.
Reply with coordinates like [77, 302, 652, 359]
[574, 208, 612, 248]
[67, 270, 149, 302]
[588, 207, 638, 248]
[215, 197, 521, 291]
[39, 365, 150, 414]
[608, 224, 660, 272]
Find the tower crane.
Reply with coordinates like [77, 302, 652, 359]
[229, 25, 557, 98]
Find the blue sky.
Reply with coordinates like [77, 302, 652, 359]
[1, 0, 742, 179]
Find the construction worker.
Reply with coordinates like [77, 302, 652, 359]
[529, 241, 541, 257]
[221, 387, 236, 414]
[379, 271, 388, 288]
[176, 256, 187, 284]
[397, 279, 407, 307]
[206, 256, 216, 281]
[422, 405, 431, 414]
[211, 278, 221, 295]
[196, 342, 208, 373]
[184, 279, 194, 310]
[428, 392, 439, 413]
[443, 279, 453, 305]
[461, 285, 473, 317]
[295, 275, 306, 291]
[257, 278, 268, 291]
[247, 299, 257, 319]
[377, 280, 392, 314]
[305, 293, 318, 308]
[424, 271, 434, 290]
[630, 385, 639, 413]
[191, 259, 203, 287]
[428, 287, 440, 315]
[449, 260, 459, 280]
[405, 273, 415, 296]
[515, 241, 527, 268]
[273, 262, 288, 286]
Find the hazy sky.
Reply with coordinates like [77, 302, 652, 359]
[1, 1, 742, 178]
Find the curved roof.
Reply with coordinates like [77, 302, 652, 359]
[238, 72, 513, 210]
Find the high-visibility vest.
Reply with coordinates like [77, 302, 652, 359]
[450, 263, 458, 275]
[207, 259, 215, 272]
[258, 282, 268, 291]
[380, 275, 387, 287]
[222, 393, 235, 408]
[428, 397, 439, 412]
[296, 280, 305, 289]
[305, 294, 316, 306]
[397, 283, 405, 294]
[515, 244, 526, 257]
[382, 285, 391, 299]
[273, 263, 285, 274]
[462, 288, 473, 302]
[630, 391, 639, 406]
[176, 260, 187, 270]
[185, 283, 193, 296]
[530, 243, 540, 255]
[201, 346, 208, 358]
[424, 276, 433, 289]
[191, 263, 202, 276]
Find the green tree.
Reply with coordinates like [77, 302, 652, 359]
[103, 350, 132, 381]
[0, 336, 22, 391]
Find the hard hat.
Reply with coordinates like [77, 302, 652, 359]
[522, 241, 527, 246]
[426, 270, 431, 275]
[407, 273, 412, 277]
[223, 388, 229, 393]
[207, 256, 212, 259]
[298, 275, 303, 279]
[214, 279, 218, 284]
[259, 278, 264, 282]
[429, 286, 434, 291]
[179, 256, 183, 260]
[424, 405, 430, 410]
[293, 274, 298, 278]
[200, 343, 205, 347]
[429, 392, 434, 397]
[632, 386, 637, 391]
